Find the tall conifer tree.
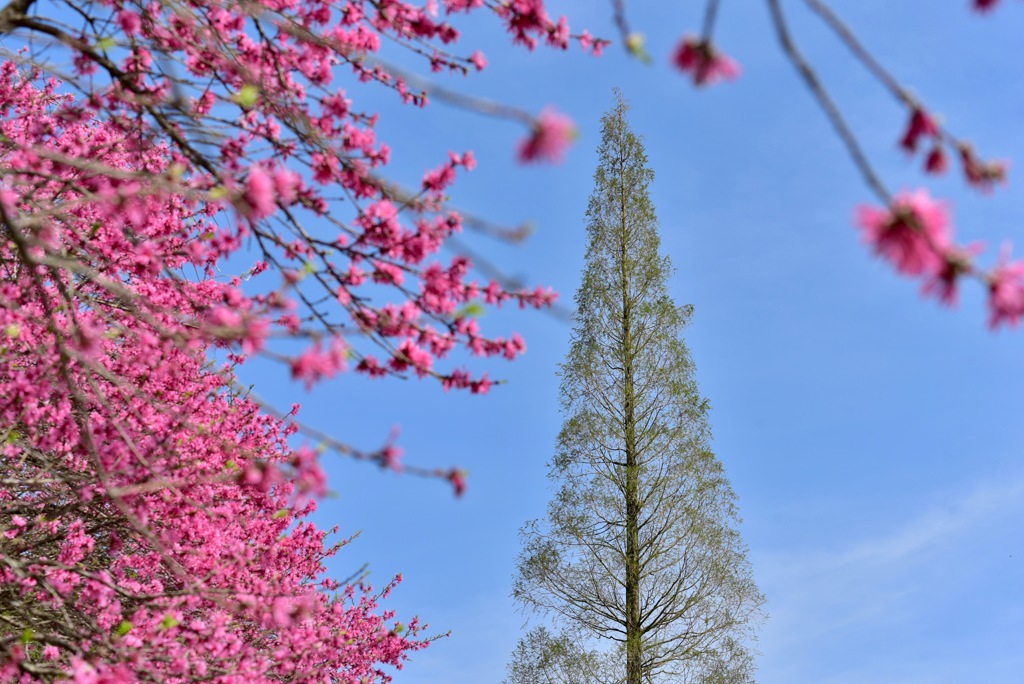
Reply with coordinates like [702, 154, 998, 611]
[510, 92, 765, 684]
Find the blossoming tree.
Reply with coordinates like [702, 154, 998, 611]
[0, 0, 591, 680]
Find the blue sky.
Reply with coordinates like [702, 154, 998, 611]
[236, 2, 1024, 682]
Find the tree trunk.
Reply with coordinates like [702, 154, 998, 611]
[621, 143, 643, 684]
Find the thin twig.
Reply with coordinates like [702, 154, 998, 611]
[702, 0, 723, 42]
[766, 0, 891, 203]
[612, 0, 631, 45]
[803, 0, 907, 104]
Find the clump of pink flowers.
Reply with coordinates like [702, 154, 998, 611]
[518, 108, 576, 163]
[857, 189, 1024, 326]
[0, 0, 588, 675]
[987, 252, 1024, 327]
[900, 108, 939, 154]
[897, 106, 1008, 189]
[857, 190, 953, 277]
[673, 36, 741, 86]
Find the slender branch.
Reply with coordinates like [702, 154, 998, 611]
[0, 0, 36, 34]
[701, 0, 723, 42]
[612, 0, 631, 45]
[363, 54, 535, 126]
[803, 0, 908, 104]
[766, 0, 891, 203]
[803, 0, 996, 161]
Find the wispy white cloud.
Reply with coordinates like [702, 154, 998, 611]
[754, 473, 1024, 684]
[769, 475, 1024, 576]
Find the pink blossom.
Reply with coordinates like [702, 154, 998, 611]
[449, 150, 476, 170]
[58, 520, 95, 564]
[925, 145, 948, 174]
[381, 444, 404, 471]
[272, 168, 302, 205]
[988, 255, 1024, 328]
[70, 657, 97, 683]
[469, 50, 487, 71]
[391, 339, 434, 377]
[900, 108, 939, 152]
[271, 597, 298, 628]
[503, 332, 526, 359]
[547, 16, 570, 49]
[471, 374, 492, 394]
[242, 166, 277, 219]
[922, 243, 982, 307]
[959, 144, 1008, 192]
[856, 190, 952, 276]
[518, 108, 575, 163]
[422, 161, 457, 193]
[241, 317, 269, 356]
[673, 37, 740, 86]
[116, 10, 142, 35]
[292, 446, 327, 498]
[448, 468, 467, 497]
[357, 199, 401, 247]
[290, 338, 347, 389]
[242, 461, 280, 494]
[445, 0, 484, 10]
[207, 306, 242, 331]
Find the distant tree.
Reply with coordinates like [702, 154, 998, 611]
[511, 92, 765, 684]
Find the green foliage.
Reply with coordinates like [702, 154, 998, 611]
[503, 627, 622, 684]
[510, 91, 765, 684]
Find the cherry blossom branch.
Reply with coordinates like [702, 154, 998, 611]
[803, 0, 1007, 190]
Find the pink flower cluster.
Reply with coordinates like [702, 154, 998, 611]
[0, 65, 432, 680]
[0, 0, 587, 676]
[673, 37, 741, 86]
[519, 109, 576, 163]
[857, 190, 1024, 326]
[26, 0, 569, 393]
[898, 107, 1007, 189]
[857, 190, 953, 279]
